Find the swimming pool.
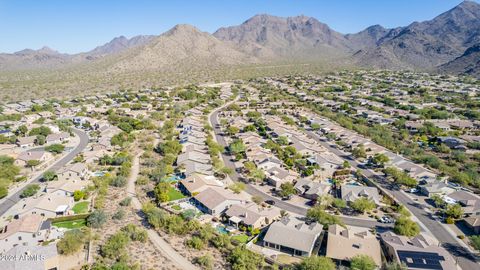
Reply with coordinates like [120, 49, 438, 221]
[216, 225, 229, 235]
[92, 171, 106, 177]
[164, 174, 183, 183]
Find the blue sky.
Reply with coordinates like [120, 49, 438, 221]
[0, 0, 472, 54]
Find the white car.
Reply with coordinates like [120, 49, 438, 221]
[379, 216, 394, 223]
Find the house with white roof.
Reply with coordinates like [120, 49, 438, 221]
[192, 187, 248, 216]
[57, 163, 88, 181]
[16, 194, 74, 219]
[224, 202, 281, 229]
[179, 173, 223, 196]
[341, 185, 381, 205]
[263, 217, 323, 257]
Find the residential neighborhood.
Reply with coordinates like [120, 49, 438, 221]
[0, 74, 479, 270]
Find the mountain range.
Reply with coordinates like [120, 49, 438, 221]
[1, 1, 479, 76]
[0, 1, 479, 101]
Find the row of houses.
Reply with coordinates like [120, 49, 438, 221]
[262, 217, 456, 269]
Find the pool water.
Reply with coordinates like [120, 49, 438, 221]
[93, 171, 106, 177]
[216, 226, 229, 235]
[346, 182, 361, 186]
[164, 174, 183, 183]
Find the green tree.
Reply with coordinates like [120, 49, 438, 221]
[0, 186, 8, 199]
[121, 224, 148, 242]
[307, 205, 345, 227]
[26, 159, 41, 168]
[227, 245, 264, 270]
[226, 126, 240, 136]
[45, 144, 65, 154]
[154, 182, 171, 202]
[444, 203, 463, 220]
[332, 198, 347, 209]
[350, 198, 376, 214]
[470, 235, 480, 251]
[194, 254, 213, 269]
[311, 123, 321, 131]
[430, 194, 446, 208]
[229, 139, 246, 155]
[277, 136, 289, 146]
[57, 228, 90, 255]
[350, 254, 376, 270]
[186, 236, 205, 250]
[20, 184, 40, 198]
[229, 182, 246, 194]
[87, 210, 108, 228]
[42, 170, 57, 181]
[35, 135, 46, 145]
[299, 256, 335, 270]
[394, 217, 420, 237]
[100, 231, 130, 259]
[28, 126, 52, 137]
[73, 190, 86, 201]
[352, 145, 367, 159]
[15, 125, 28, 136]
[279, 182, 296, 198]
[371, 153, 389, 167]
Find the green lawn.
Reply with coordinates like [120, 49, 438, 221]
[171, 204, 182, 211]
[72, 201, 89, 214]
[52, 219, 86, 229]
[231, 234, 249, 243]
[167, 186, 186, 201]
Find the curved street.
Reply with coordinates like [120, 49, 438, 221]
[0, 128, 89, 217]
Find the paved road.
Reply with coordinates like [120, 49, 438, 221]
[304, 129, 479, 270]
[209, 104, 392, 231]
[0, 128, 89, 217]
[126, 150, 198, 270]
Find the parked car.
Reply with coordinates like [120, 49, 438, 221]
[265, 200, 275, 205]
[379, 216, 394, 223]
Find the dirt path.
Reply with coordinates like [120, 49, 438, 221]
[127, 151, 198, 270]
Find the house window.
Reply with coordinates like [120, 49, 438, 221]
[18, 236, 22, 240]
